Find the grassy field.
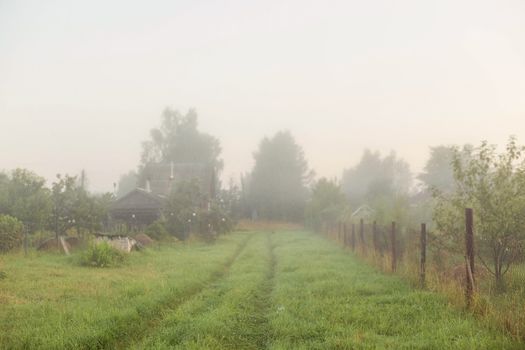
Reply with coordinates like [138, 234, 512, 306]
[0, 230, 521, 349]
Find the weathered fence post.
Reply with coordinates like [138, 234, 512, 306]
[372, 220, 378, 253]
[351, 223, 356, 251]
[465, 208, 475, 308]
[420, 223, 426, 288]
[343, 223, 348, 247]
[359, 218, 365, 252]
[24, 225, 29, 257]
[391, 221, 396, 272]
[338, 222, 342, 244]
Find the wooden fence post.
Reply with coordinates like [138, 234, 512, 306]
[343, 223, 348, 247]
[391, 221, 396, 272]
[465, 208, 475, 308]
[420, 223, 426, 288]
[372, 220, 378, 252]
[351, 223, 356, 251]
[359, 218, 365, 252]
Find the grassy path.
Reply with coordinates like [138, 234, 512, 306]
[267, 231, 520, 349]
[1, 230, 522, 349]
[112, 233, 254, 349]
[131, 232, 276, 349]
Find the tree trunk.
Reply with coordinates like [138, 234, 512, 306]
[494, 261, 506, 292]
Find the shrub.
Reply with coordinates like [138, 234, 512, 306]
[145, 220, 169, 240]
[0, 214, 23, 253]
[79, 241, 127, 267]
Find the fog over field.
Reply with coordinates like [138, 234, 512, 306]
[1, 0, 524, 192]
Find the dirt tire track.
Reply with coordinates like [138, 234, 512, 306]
[109, 233, 254, 350]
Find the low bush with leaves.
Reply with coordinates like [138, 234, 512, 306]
[145, 220, 169, 240]
[0, 214, 23, 253]
[78, 241, 127, 267]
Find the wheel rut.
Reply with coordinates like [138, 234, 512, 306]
[109, 234, 254, 350]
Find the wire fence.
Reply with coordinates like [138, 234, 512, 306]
[322, 208, 525, 340]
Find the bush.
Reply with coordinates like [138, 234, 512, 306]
[145, 220, 169, 240]
[0, 214, 23, 253]
[79, 242, 127, 267]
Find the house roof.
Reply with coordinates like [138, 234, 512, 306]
[140, 162, 214, 196]
[110, 188, 165, 212]
[351, 205, 375, 219]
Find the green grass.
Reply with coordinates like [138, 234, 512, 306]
[0, 233, 251, 349]
[0, 230, 521, 349]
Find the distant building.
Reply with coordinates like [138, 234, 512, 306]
[351, 205, 374, 220]
[110, 162, 216, 229]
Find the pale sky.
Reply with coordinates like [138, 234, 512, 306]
[1, 0, 524, 192]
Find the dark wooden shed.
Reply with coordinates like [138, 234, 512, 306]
[110, 188, 166, 229]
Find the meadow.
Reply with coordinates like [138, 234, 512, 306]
[0, 230, 521, 349]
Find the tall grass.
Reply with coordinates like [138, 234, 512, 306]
[273, 231, 521, 349]
[327, 227, 525, 342]
[0, 232, 250, 349]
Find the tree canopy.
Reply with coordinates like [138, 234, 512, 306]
[342, 150, 412, 203]
[248, 131, 313, 221]
[433, 137, 525, 289]
[141, 108, 222, 171]
[305, 178, 347, 231]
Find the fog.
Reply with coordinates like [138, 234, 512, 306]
[1, 0, 524, 192]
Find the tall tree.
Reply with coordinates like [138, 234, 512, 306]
[342, 150, 412, 204]
[116, 170, 138, 198]
[0, 172, 9, 214]
[248, 131, 313, 221]
[141, 108, 222, 171]
[51, 174, 78, 239]
[5, 169, 52, 233]
[305, 178, 347, 231]
[419, 145, 473, 193]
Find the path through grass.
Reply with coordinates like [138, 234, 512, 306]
[0, 230, 521, 349]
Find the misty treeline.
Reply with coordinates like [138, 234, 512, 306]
[308, 139, 525, 289]
[2, 108, 525, 288]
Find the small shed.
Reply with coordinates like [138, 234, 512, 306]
[351, 205, 375, 220]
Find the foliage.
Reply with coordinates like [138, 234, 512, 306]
[0, 214, 23, 253]
[248, 130, 313, 221]
[0, 169, 111, 237]
[342, 150, 412, 226]
[50, 174, 78, 237]
[418, 146, 456, 193]
[51, 173, 112, 238]
[219, 178, 243, 221]
[145, 220, 169, 240]
[71, 191, 113, 235]
[116, 170, 138, 198]
[342, 150, 412, 204]
[433, 137, 525, 288]
[140, 108, 223, 174]
[304, 178, 347, 231]
[418, 145, 474, 194]
[0, 172, 10, 214]
[78, 241, 127, 267]
[2, 169, 52, 233]
[163, 179, 233, 240]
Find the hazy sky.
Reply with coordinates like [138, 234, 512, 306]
[1, 0, 524, 192]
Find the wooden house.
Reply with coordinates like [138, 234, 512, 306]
[109, 162, 216, 229]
